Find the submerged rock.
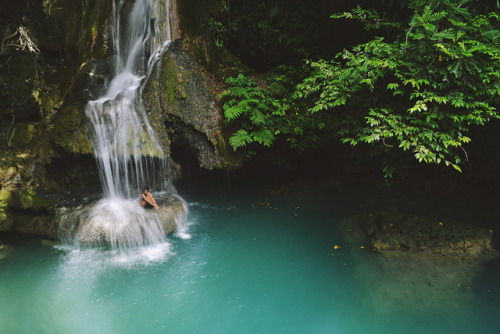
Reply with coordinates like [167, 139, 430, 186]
[359, 209, 498, 262]
[0, 243, 13, 261]
[341, 213, 498, 314]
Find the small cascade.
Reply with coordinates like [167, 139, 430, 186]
[75, 198, 166, 249]
[64, 0, 187, 250]
[172, 195, 191, 240]
[57, 195, 189, 250]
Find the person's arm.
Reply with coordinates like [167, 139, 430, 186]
[150, 194, 159, 209]
[145, 193, 159, 209]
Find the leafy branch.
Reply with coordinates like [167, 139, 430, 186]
[297, 0, 500, 172]
[220, 74, 278, 151]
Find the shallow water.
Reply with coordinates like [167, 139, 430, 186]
[1, 185, 499, 333]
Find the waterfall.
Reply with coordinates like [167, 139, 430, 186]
[86, 0, 171, 198]
[72, 0, 180, 249]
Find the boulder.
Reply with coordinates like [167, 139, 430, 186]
[57, 195, 187, 248]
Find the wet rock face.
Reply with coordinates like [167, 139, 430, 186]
[0, 0, 114, 232]
[57, 195, 186, 247]
[360, 209, 498, 262]
[143, 40, 229, 170]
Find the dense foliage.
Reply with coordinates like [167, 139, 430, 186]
[220, 69, 336, 154]
[300, 0, 500, 172]
[220, 74, 279, 151]
[221, 0, 500, 174]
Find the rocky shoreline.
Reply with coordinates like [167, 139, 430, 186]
[357, 208, 498, 263]
[339, 208, 498, 313]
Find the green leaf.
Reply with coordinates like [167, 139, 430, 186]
[229, 130, 253, 151]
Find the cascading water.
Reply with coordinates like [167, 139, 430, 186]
[86, 0, 171, 198]
[68, 0, 186, 250]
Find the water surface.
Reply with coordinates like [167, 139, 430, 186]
[1, 185, 499, 333]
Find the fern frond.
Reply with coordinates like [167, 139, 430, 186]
[229, 129, 253, 150]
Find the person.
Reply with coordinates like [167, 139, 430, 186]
[140, 187, 159, 209]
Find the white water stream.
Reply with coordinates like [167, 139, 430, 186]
[86, 0, 171, 198]
[77, 0, 178, 249]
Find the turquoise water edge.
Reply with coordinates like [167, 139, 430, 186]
[1, 185, 499, 334]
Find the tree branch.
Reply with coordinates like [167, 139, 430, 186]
[460, 145, 469, 162]
[1, 30, 18, 55]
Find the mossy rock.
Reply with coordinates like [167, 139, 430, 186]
[182, 36, 250, 83]
[143, 40, 242, 170]
[0, 243, 13, 261]
[8, 213, 58, 239]
[360, 210, 498, 262]
[0, 56, 38, 117]
[34, 85, 61, 119]
[13, 188, 55, 212]
[0, 188, 13, 228]
[9, 123, 38, 149]
[159, 56, 189, 105]
[182, 36, 211, 70]
[50, 104, 92, 154]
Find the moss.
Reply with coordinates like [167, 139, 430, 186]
[9, 124, 38, 149]
[0, 188, 12, 203]
[157, 53, 190, 110]
[160, 57, 180, 105]
[34, 134, 56, 163]
[91, 21, 99, 37]
[0, 150, 24, 170]
[50, 104, 92, 154]
[137, 132, 164, 157]
[17, 188, 54, 211]
[183, 37, 210, 69]
[33, 85, 61, 117]
[74, 129, 93, 154]
[0, 188, 13, 224]
[182, 37, 249, 83]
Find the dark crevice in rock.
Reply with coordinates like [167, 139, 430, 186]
[166, 114, 217, 170]
[45, 151, 100, 193]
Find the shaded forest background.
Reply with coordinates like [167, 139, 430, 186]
[1, 0, 499, 196]
[174, 0, 500, 198]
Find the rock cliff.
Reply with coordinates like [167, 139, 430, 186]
[143, 40, 230, 171]
[0, 0, 236, 238]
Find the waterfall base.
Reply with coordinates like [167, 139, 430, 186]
[57, 195, 188, 249]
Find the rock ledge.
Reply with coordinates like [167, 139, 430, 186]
[359, 209, 498, 262]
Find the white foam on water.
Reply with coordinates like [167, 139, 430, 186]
[188, 201, 233, 211]
[110, 242, 174, 266]
[56, 240, 173, 271]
